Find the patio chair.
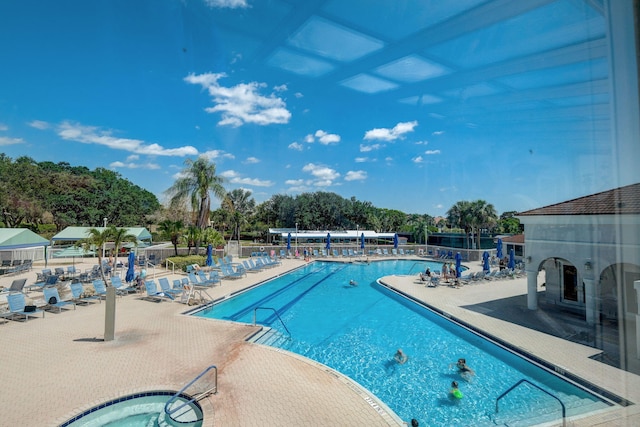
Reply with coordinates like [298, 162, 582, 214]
[92, 280, 108, 301]
[6, 292, 44, 321]
[43, 286, 76, 313]
[143, 279, 173, 302]
[1, 278, 27, 294]
[158, 277, 183, 298]
[110, 276, 136, 295]
[70, 282, 99, 305]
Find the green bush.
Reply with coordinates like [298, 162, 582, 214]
[165, 255, 208, 272]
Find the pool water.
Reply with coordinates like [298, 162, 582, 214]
[195, 260, 612, 426]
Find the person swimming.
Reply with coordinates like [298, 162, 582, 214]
[450, 381, 463, 399]
[349, 279, 357, 286]
[449, 358, 475, 380]
[394, 348, 408, 364]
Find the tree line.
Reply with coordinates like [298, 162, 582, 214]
[0, 155, 522, 246]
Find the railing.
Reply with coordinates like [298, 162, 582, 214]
[496, 379, 566, 427]
[165, 258, 176, 276]
[253, 307, 291, 338]
[164, 365, 217, 424]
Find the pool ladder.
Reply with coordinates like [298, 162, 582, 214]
[164, 365, 218, 425]
[253, 306, 292, 338]
[495, 379, 566, 427]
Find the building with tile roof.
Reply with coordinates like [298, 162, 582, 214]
[517, 183, 640, 375]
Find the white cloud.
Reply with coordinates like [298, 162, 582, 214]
[57, 122, 198, 156]
[432, 130, 445, 135]
[201, 149, 235, 160]
[385, 157, 393, 162]
[435, 204, 443, 209]
[110, 161, 160, 170]
[288, 142, 304, 151]
[345, 170, 367, 181]
[126, 154, 139, 162]
[204, 0, 248, 8]
[184, 72, 291, 127]
[0, 123, 8, 131]
[359, 143, 383, 152]
[425, 150, 441, 155]
[0, 136, 24, 146]
[314, 130, 340, 145]
[415, 140, 429, 145]
[221, 169, 273, 187]
[274, 84, 288, 92]
[285, 179, 304, 186]
[304, 134, 315, 143]
[364, 120, 418, 141]
[354, 157, 369, 163]
[413, 156, 424, 163]
[28, 120, 50, 130]
[302, 163, 340, 187]
[294, 92, 303, 98]
[244, 156, 260, 164]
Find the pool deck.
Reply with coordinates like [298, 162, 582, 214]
[1, 256, 639, 426]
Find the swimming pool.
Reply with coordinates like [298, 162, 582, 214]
[59, 391, 203, 427]
[194, 260, 613, 426]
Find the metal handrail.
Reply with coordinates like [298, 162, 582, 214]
[496, 379, 566, 427]
[253, 307, 291, 338]
[164, 365, 217, 422]
[165, 258, 176, 275]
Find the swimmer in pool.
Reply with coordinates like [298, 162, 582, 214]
[449, 358, 475, 381]
[349, 279, 357, 286]
[450, 381, 463, 399]
[394, 348, 408, 364]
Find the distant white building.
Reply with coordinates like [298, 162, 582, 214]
[518, 183, 640, 374]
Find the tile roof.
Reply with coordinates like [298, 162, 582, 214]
[518, 183, 640, 216]
[501, 234, 525, 243]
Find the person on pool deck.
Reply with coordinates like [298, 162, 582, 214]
[449, 358, 475, 380]
[394, 348, 408, 364]
[450, 381, 463, 399]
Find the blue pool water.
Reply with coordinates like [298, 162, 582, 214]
[195, 260, 611, 426]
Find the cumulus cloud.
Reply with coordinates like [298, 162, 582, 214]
[415, 140, 428, 145]
[57, 122, 198, 156]
[364, 120, 418, 141]
[244, 156, 260, 164]
[110, 160, 160, 170]
[432, 130, 445, 135]
[302, 163, 340, 187]
[288, 142, 304, 151]
[285, 179, 304, 186]
[354, 157, 369, 163]
[28, 120, 50, 130]
[412, 156, 424, 163]
[314, 130, 340, 145]
[201, 149, 235, 160]
[359, 143, 383, 152]
[0, 136, 24, 146]
[425, 150, 441, 155]
[274, 84, 288, 92]
[184, 72, 291, 127]
[220, 170, 273, 187]
[204, 0, 248, 8]
[304, 134, 315, 143]
[345, 170, 367, 181]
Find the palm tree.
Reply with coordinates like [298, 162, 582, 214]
[109, 226, 138, 271]
[447, 200, 498, 249]
[224, 189, 256, 241]
[158, 219, 184, 256]
[165, 157, 226, 230]
[77, 228, 112, 284]
[184, 225, 202, 255]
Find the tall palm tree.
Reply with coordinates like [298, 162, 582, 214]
[158, 219, 184, 256]
[77, 228, 112, 284]
[109, 226, 138, 271]
[224, 189, 256, 241]
[447, 200, 498, 249]
[165, 157, 226, 230]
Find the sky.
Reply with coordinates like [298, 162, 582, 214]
[0, 0, 631, 217]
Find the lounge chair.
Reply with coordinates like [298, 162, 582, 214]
[6, 292, 44, 321]
[158, 277, 183, 298]
[43, 286, 76, 313]
[242, 260, 261, 273]
[143, 279, 174, 302]
[110, 276, 136, 295]
[70, 282, 99, 305]
[92, 280, 108, 301]
[1, 278, 27, 294]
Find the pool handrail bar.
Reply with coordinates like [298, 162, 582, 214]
[253, 306, 291, 338]
[164, 364, 217, 422]
[496, 379, 566, 427]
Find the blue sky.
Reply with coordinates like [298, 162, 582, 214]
[0, 0, 618, 216]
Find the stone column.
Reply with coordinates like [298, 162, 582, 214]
[584, 278, 596, 325]
[526, 267, 538, 310]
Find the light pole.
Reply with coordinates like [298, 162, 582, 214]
[102, 217, 108, 258]
[295, 222, 298, 256]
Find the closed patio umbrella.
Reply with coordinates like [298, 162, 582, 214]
[455, 252, 462, 278]
[508, 248, 516, 270]
[496, 238, 503, 259]
[326, 233, 331, 250]
[393, 233, 398, 249]
[360, 233, 365, 250]
[287, 233, 291, 251]
[482, 251, 490, 273]
[125, 251, 136, 283]
[206, 244, 213, 267]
